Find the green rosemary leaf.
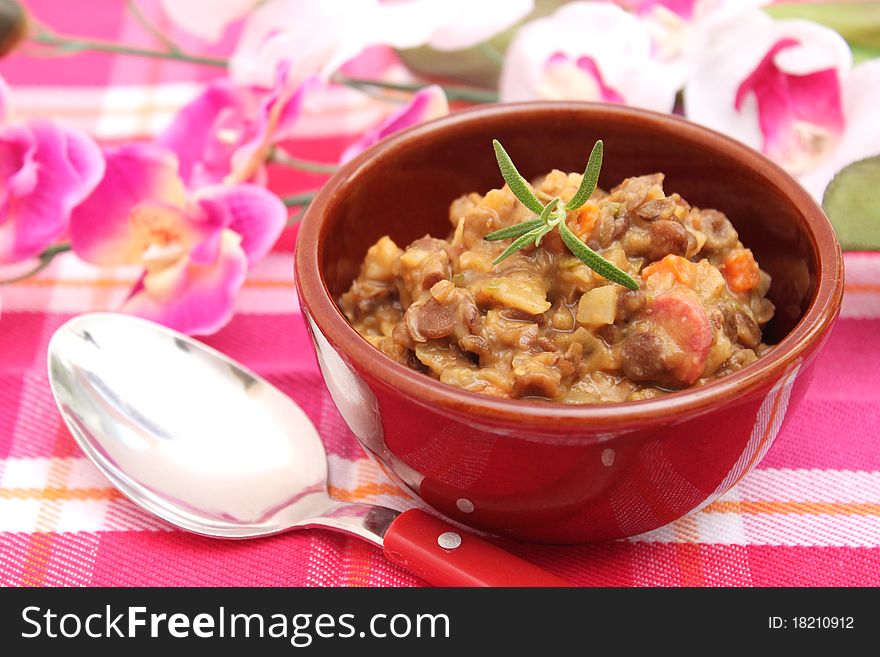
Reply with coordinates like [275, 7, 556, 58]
[533, 197, 560, 246]
[484, 217, 544, 241]
[540, 196, 560, 222]
[492, 139, 545, 215]
[493, 228, 543, 265]
[533, 224, 555, 247]
[557, 221, 640, 290]
[565, 140, 604, 211]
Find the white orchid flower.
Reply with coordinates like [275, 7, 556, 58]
[684, 10, 880, 200]
[228, 0, 533, 87]
[619, 0, 769, 86]
[158, 0, 258, 43]
[499, 1, 678, 112]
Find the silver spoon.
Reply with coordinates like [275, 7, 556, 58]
[47, 313, 569, 587]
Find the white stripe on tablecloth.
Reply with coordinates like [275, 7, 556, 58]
[0, 253, 299, 315]
[841, 252, 880, 319]
[11, 83, 396, 140]
[695, 512, 880, 547]
[736, 468, 880, 503]
[0, 454, 419, 532]
[7, 458, 880, 504]
[2, 253, 877, 317]
[3, 456, 880, 545]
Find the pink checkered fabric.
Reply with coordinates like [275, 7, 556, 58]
[1, 1, 879, 587]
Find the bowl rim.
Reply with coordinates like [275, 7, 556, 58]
[295, 101, 844, 429]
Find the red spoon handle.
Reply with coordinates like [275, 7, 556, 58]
[382, 509, 572, 587]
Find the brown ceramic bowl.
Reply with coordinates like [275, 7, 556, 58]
[294, 103, 843, 544]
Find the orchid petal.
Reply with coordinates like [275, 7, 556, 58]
[122, 229, 248, 336]
[338, 85, 448, 165]
[228, 74, 317, 184]
[684, 15, 850, 157]
[156, 79, 243, 186]
[159, 63, 313, 187]
[158, 0, 256, 43]
[229, 0, 503, 87]
[69, 143, 190, 266]
[734, 37, 846, 167]
[230, 0, 375, 87]
[541, 53, 625, 104]
[799, 59, 880, 200]
[192, 184, 287, 264]
[633, 1, 770, 87]
[0, 75, 9, 124]
[272, 74, 319, 143]
[0, 120, 104, 263]
[630, 0, 698, 20]
[420, 0, 533, 51]
[499, 1, 678, 112]
[771, 19, 852, 76]
[189, 229, 223, 266]
[367, 0, 532, 53]
[0, 124, 37, 198]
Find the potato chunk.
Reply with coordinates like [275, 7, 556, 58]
[577, 285, 619, 328]
[471, 276, 551, 315]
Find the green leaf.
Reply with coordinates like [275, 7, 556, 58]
[485, 217, 544, 241]
[492, 140, 545, 215]
[766, 3, 880, 51]
[822, 155, 880, 251]
[566, 140, 603, 211]
[850, 43, 880, 64]
[493, 228, 543, 265]
[557, 221, 640, 290]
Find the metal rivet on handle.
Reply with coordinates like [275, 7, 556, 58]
[601, 448, 615, 467]
[438, 531, 462, 550]
[456, 498, 475, 513]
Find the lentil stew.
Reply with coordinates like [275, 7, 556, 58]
[338, 169, 774, 403]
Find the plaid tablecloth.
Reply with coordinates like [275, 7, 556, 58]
[1, 1, 879, 587]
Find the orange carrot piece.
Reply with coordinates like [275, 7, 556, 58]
[641, 254, 695, 286]
[575, 202, 599, 239]
[722, 249, 760, 293]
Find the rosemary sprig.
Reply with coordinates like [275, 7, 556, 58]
[484, 217, 544, 242]
[489, 198, 561, 265]
[483, 139, 640, 291]
[492, 140, 544, 215]
[566, 140, 603, 211]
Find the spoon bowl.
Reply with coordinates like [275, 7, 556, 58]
[47, 313, 569, 586]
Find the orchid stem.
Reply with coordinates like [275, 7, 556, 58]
[125, 0, 182, 54]
[0, 243, 72, 286]
[271, 149, 338, 174]
[333, 74, 499, 104]
[27, 33, 501, 104]
[282, 192, 318, 226]
[478, 42, 504, 67]
[281, 192, 318, 207]
[286, 206, 308, 227]
[30, 30, 228, 68]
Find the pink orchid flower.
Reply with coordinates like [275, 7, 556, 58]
[69, 143, 286, 335]
[338, 85, 448, 165]
[229, 0, 533, 87]
[157, 64, 316, 188]
[499, 2, 678, 112]
[684, 12, 880, 199]
[618, 0, 769, 86]
[0, 76, 104, 264]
